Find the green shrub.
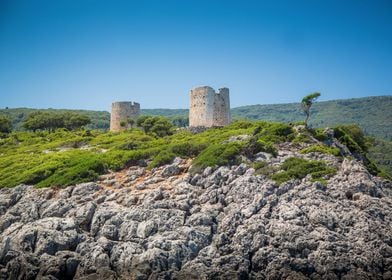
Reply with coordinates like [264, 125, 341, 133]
[270, 157, 336, 185]
[334, 125, 367, 153]
[333, 124, 387, 177]
[292, 133, 313, 144]
[36, 154, 106, 187]
[0, 115, 12, 134]
[227, 120, 254, 129]
[311, 128, 328, 141]
[171, 141, 208, 158]
[148, 149, 176, 169]
[190, 142, 243, 174]
[254, 122, 295, 144]
[300, 144, 340, 156]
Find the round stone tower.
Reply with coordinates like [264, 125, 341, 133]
[189, 86, 230, 127]
[110, 101, 141, 132]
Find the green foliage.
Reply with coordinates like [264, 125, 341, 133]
[190, 143, 243, 174]
[148, 149, 176, 169]
[23, 111, 90, 132]
[368, 138, 392, 178]
[0, 108, 108, 130]
[242, 138, 277, 157]
[301, 92, 321, 127]
[333, 124, 389, 178]
[311, 128, 328, 141]
[300, 144, 340, 156]
[253, 121, 295, 144]
[137, 116, 174, 137]
[0, 118, 385, 189]
[271, 157, 336, 185]
[0, 115, 12, 134]
[230, 96, 392, 141]
[170, 141, 208, 158]
[334, 124, 367, 153]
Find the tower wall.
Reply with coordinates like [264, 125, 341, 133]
[213, 87, 231, 126]
[189, 86, 215, 127]
[110, 101, 141, 132]
[189, 86, 230, 127]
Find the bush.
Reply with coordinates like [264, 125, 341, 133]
[171, 141, 208, 158]
[190, 142, 243, 174]
[334, 124, 367, 153]
[137, 116, 174, 137]
[333, 124, 387, 177]
[254, 122, 295, 144]
[300, 144, 340, 156]
[271, 157, 336, 185]
[0, 115, 12, 133]
[241, 137, 278, 157]
[148, 149, 176, 169]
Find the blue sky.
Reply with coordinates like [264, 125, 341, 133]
[0, 0, 391, 111]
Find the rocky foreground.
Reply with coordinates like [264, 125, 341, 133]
[0, 143, 392, 280]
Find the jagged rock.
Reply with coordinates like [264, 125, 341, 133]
[0, 145, 391, 279]
[161, 164, 181, 177]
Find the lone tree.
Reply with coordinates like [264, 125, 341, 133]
[301, 92, 320, 128]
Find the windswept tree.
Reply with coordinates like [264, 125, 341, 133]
[301, 92, 320, 128]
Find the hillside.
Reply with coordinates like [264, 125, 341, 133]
[0, 121, 391, 279]
[232, 96, 392, 141]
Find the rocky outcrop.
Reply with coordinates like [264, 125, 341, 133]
[0, 146, 391, 279]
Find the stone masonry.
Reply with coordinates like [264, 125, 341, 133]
[189, 86, 230, 127]
[110, 101, 140, 132]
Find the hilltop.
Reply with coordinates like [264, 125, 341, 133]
[0, 121, 391, 279]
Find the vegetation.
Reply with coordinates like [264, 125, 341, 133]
[136, 116, 175, 137]
[368, 138, 392, 176]
[0, 120, 298, 188]
[231, 96, 392, 141]
[0, 108, 109, 130]
[23, 111, 90, 132]
[270, 157, 336, 185]
[300, 144, 340, 156]
[0, 115, 12, 134]
[333, 124, 390, 179]
[1, 96, 391, 140]
[301, 92, 321, 128]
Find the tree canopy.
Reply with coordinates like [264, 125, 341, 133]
[136, 116, 174, 137]
[23, 111, 91, 132]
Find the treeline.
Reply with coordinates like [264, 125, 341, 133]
[0, 108, 110, 131]
[0, 111, 180, 139]
[23, 112, 91, 132]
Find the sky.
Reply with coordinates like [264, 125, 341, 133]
[0, 0, 391, 111]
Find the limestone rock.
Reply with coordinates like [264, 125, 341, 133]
[0, 148, 391, 279]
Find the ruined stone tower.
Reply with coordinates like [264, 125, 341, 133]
[110, 101, 141, 132]
[189, 86, 230, 127]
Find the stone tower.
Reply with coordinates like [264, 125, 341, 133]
[189, 86, 230, 127]
[110, 101, 141, 132]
